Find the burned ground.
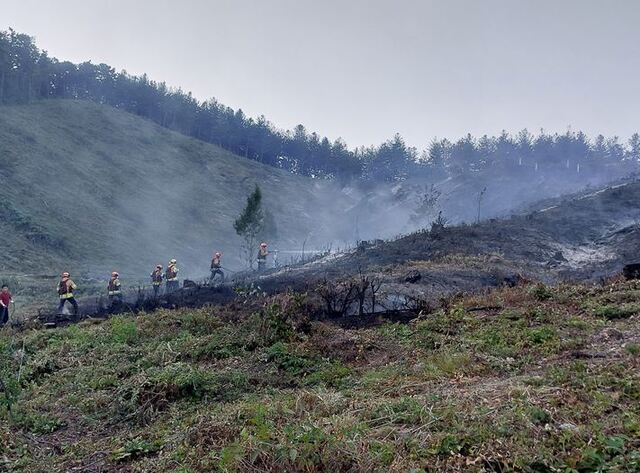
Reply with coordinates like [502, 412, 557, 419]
[32, 179, 640, 327]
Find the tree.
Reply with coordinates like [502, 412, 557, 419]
[409, 184, 441, 227]
[1, 28, 638, 184]
[425, 139, 449, 179]
[516, 129, 533, 167]
[234, 185, 265, 269]
[450, 133, 477, 174]
[628, 133, 640, 162]
[364, 134, 415, 182]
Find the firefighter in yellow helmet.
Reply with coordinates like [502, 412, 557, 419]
[57, 272, 79, 317]
[257, 243, 268, 272]
[165, 259, 179, 293]
[108, 271, 122, 303]
[150, 264, 163, 297]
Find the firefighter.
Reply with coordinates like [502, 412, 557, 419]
[165, 259, 179, 293]
[150, 264, 163, 297]
[0, 285, 13, 326]
[210, 252, 224, 283]
[257, 242, 268, 271]
[108, 271, 122, 303]
[57, 272, 79, 317]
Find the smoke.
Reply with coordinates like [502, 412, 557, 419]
[84, 155, 639, 284]
[83, 111, 638, 283]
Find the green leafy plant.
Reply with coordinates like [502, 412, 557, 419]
[112, 437, 162, 462]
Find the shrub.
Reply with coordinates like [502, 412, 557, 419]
[304, 362, 352, 388]
[527, 327, 556, 344]
[592, 304, 639, 320]
[110, 317, 138, 345]
[255, 292, 310, 346]
[626, 344, 640, 356]
[147, 364, 250, 404]
[528, 406, 551, 425]
[13, 410, 65, 434]
[529, 283, 553, 301]
[266, 342, 315, 376]
[112, 437, 162, 462]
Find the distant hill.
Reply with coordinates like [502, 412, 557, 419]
[0, 100, 348, 278]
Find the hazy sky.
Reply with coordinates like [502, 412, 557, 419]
[4, 0, 640, 148]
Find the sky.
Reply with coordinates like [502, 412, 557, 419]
[3, 0, 640, 149]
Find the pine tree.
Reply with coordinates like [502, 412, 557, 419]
[234, 185, 265, 268]
[628, 133, 640, 162]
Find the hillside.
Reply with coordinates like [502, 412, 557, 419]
[0, 100, 348, 278]
[2, 120, 640, 471]
[228, 179, 640, 316]
[24, 178, 639, 324]
[0, 279, 638, 471]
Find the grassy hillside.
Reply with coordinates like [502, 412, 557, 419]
[0, 279, 638, 471]
[0, 100, 345, 278]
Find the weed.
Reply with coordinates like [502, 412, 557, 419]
[0, 282, 638, 471]
[13, 409, 65, 434]
[626, 343, 640, 356]
[529, 283, 553, 301]
[265, 342, 315, 377]
[370, 397, 434, 426]
[435, 434, 470, 456]
[528, 406, 551, 425]
[527, 327, 556, 344]
[422, 351, 477, 379]
[304, 361, 352, 388]
[110, 316, 138, 344]
[143, 364, 250, 403]
[193, 335, 243, 361]
[379, 322, 413, 343]
[369, 441, 395, 465]
[112, 437, 162, 462]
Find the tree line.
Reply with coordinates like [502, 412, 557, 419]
[1, 29, 639, 183]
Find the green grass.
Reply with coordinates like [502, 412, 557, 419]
[0, 281, 639, 471]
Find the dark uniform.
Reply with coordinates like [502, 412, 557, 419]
[165, 261, 179, 293]
[151, 267, 163, 296]
[57, 275, 79, 317]
[108, 275, 122, 304]
[210, 254, 224, 283]
[257, 246, 268, 271]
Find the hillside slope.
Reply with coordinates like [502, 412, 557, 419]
[1, 280, 638, 471]
[0, 100, 348, 277]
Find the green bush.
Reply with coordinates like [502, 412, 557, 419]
[112, 437, 163, 462]
[193, 335, 243, 361]
[592, 304, 640, 320]
[144, 364, 249, 402]
[304, 361, 352, 388]
[528, 406, 551, 425]
[626, 344, 640, 356]
[529, 283, 553, 301]
[110, 317, 138, 345]
[13, 410, 65, 434]
[527, 327, 557, 344]
[266, 342, 315, 376]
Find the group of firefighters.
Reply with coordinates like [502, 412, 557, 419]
[55, 242, 271, 316]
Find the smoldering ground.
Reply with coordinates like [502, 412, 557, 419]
[91, 149, 636, 284]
